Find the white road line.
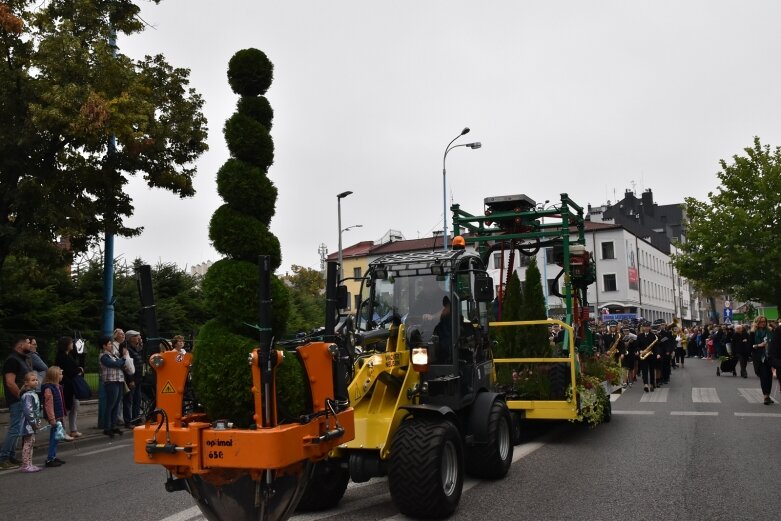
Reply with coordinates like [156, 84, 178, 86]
[157, 506, 202, 521]
[670, 411, 718, 416]
[640, 388, 668, 403]
[160, 437, 552, 521]
[738, 388, 774, 404]
[734, 412, 781, 418]
[692, 388, 720, 403]
[611, 410, 655, 415]
[76, 443, 132, 457]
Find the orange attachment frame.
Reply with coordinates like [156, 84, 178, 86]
[133, 343, 354, 477]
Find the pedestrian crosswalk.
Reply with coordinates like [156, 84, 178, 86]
[621, 387, 776, 405]
[612, 387, 781, 416]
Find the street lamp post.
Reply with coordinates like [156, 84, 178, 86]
[337, 191, 353, 282]
[442, 127, 481, 250]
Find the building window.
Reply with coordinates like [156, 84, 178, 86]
[547, 279, 558, 297]
[493, 253, 503, 269]
[353, 266, 362, 278]
[353, 294, 360, 311]
[603, 274, 617, 292]
[601, 242, 615, 260]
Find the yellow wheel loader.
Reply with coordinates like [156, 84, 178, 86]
[299, 247, 513, 519]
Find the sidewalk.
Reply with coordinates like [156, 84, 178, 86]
[0, 400, 110, 449]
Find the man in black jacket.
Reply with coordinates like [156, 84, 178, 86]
[122, 330, 145, 427]
[733, 324, 751, 378]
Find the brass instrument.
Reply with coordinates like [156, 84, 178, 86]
[606, 331, 622, 358]
[639, 335, 659, 360]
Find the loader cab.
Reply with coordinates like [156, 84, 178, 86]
[356, 250, 495, 409]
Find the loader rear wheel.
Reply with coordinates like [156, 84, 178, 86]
[388, 417, 463, 519]
[295, 460, 349, 512]
[465, 400, 513, 479]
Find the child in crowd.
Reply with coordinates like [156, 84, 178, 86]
[42, 366, 69, 467]
[20, 372, 42, 472]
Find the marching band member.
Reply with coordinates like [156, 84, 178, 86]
[636, 322, 659, 392]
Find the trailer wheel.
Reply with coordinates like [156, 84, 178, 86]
[465, 400, 513, 479]
[389, 417, 463, 519]
[295, 460, 349, 512]
[549, 363, 569, 399]
[510, 411, 523, 445]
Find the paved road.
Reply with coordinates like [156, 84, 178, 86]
[2, 356, 780, 521]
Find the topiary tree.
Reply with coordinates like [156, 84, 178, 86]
[517, 257, 550, 358]
[492, 271, 523, 386]
[192, 48, 294, 425]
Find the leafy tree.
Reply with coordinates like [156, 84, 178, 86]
[0, 1, 207, 289]
[282, 265, 325, 334]
[0, 255, 208, 364]
[672, 137, 781, 308]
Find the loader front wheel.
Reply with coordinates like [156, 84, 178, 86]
[389, 417, 463, 519]
[295, 460, 349, 512]
[465, 400, 513, 479]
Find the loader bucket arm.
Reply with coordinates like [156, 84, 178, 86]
[133, 258, 354, 521]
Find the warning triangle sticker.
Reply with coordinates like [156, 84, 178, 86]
[161, 381, 176, 394]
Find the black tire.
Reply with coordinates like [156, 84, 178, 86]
[549, 363, 569, 399]
[388, 417, 464, 519]
[295, 460, 349, 512]
[716, 368, 721, 376]
[602, 395, 612, 423]
[509, 411, 523, 446]
[465, 401, 513, 479]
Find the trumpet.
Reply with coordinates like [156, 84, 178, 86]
[639, 335, 659, 360]
[606, 331, 622, 358]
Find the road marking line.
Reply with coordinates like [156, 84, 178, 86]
[157, 506, 202, 521]
[692, 388, 720, 403]
[670, 411, 718, 416]
[640, 388, 668, 403]
[611, 410, 654, 415]
[76, 443, 132, 456]
[734, 412, 781, 418]
[738, 388, 774, 404]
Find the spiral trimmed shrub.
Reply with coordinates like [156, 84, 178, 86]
[216, 159, 277, 223]
[224, 113, 275, 167]
[238, 96, 273, 129]
[228, 48, 273, 97]
[201, 258, 290, 336]
[191, 318, 257, 425]
[209, 204, 281, 268]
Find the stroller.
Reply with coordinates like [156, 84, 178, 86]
[716, 355, 739, 376]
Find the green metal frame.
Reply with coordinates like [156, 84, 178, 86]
[450, 192, 592, 349]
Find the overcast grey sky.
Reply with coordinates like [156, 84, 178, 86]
[114, 1, 781, 273]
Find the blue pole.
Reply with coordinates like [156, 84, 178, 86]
[99, 28, 118, 428]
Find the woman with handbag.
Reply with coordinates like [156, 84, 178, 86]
[55, 336, 85, 438]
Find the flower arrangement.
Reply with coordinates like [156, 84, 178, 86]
[581, 353, 621, 386]
[566, 374, 608, 427]
[496, 364, 558, 400]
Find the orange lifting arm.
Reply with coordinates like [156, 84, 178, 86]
[133, 343, 354, 477]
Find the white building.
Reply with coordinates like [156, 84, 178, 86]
[487, 221, 702, 325]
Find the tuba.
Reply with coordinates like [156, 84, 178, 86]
[639, 334, 659, 360]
